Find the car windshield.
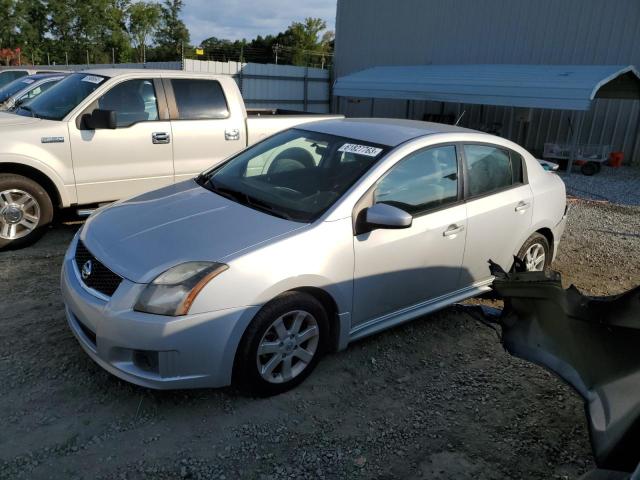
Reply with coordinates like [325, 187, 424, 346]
[198, 128, 391, 223]
[0, 77, 35, 102]
[14, 73, 108, 120]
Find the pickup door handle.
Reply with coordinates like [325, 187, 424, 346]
[443, 224, 465, 237]
[225, 128, 240, 141]
[152, 132, 170, 144]
[515, 201, 531, 212]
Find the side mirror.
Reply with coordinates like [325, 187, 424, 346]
[82, 109, 117, 130]
[364, 203, 412, 231]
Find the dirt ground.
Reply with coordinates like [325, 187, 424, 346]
[1, 198, 639, 480]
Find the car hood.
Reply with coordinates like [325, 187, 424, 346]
[81, 180, 307, 283]
[0, 111, 41, 126]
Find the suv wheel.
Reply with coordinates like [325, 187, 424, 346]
[0, 174, 53, 250]
[517, 233, 551, 272]
[234, 291, 328, 397]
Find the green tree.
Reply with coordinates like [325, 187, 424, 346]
[0, 0, 17, 49]
[153, 0, 190, 60]
[127, 1, 161, 62]
[14, 0, 48, 64]
[279, 17, 327, 66]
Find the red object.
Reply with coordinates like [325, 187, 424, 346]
[609, 151, 624, 168]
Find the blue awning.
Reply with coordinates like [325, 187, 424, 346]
[333, 64, 640, 111]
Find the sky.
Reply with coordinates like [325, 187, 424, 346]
[182, 0, 338, 44]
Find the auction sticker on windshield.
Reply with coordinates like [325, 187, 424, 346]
[81, 75, 104, 84]
[338, 143, 383, 157]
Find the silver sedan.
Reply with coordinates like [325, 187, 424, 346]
[61, 118, 567, 396]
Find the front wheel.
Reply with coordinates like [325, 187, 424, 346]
[517, 233, 551, 272]
[234, 292, 328, 397]
[0, 174, 54, 250]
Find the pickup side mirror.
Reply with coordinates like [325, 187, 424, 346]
[363, 203, 413, 231]
[82, 109, 117, 130]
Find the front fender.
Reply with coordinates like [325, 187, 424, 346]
[0, 153, 75, 206]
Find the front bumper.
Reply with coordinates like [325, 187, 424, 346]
[60, 239, 259, 389]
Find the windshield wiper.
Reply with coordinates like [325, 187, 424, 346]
[205, 180, 294, 221]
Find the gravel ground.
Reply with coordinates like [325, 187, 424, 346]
[1, 196, 639, 480]
[561, 165, 640, 206]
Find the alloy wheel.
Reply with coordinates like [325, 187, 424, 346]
[524, 242, 546, 271]
[0, 189, 40, 240]
[256, 310, 320, 384]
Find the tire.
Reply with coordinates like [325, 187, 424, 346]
[581, 162, 598, 176]
[0, 174, 54, 251]
[234, 291, 329, 397]
[516, 233, 551, 272]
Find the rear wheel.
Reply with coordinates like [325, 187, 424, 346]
[234, 292, 328, 397]
[517, 233, 551, 272]
[0, 174, 53, 250]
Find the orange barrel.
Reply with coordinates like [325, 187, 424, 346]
[609, 151, 624, 167]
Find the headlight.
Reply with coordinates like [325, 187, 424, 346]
[134, 262, 228, 316]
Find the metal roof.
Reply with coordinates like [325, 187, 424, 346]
[333, 65, 640, 111]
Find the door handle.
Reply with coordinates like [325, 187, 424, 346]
[443, 224, 465, 237]
[515, 201, 530, 212]
[225, 128, 240, 141]
[152, 132, 170, 144]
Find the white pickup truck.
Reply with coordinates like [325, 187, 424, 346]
[0, 69, 340, 249]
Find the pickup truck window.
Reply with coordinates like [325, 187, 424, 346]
[171, 79, 229, 120]
[97, 79, 158, 127]
[199, 128, 390, 222]
[15, 72, 108, 121]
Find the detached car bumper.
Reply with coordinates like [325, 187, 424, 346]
[60, 239, 259, 390]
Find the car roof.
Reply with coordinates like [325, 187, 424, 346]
[23, 73, 68, 81]
[299, 118, 477, 147]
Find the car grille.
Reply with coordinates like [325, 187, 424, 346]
[75, 241, 122, 297]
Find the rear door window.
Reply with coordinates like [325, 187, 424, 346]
[463, 145, 514, 197]
[171, 79, 229, 120]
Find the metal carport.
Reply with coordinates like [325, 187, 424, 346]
[333, 64, 640, 171]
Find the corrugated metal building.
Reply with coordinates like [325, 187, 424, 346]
[333, 0, 640, 164]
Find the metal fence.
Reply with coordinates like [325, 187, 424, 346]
[0, 59, 331, 113]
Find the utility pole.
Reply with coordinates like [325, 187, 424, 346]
[273, 43, 281, 64]
[143, 43, 146, 64]
[18, 50, 21, 65]
[86, 49, 89, 65]
[47, 52, 50, 65]
[112, 48, 115, 65]
[65, 52, 68, 66]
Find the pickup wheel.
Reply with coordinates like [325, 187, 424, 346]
[0, 174, 53, 250]
[233, 292, 328, 397]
